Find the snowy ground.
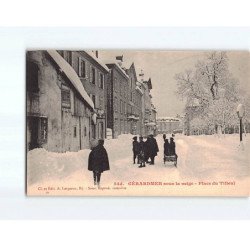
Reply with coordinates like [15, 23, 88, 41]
[27, 134, 250, 196]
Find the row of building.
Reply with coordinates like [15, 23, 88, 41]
[26, 50, 157, 152]
[156, 116, 184, 135]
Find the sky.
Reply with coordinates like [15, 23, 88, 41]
[98, 50, 250, 118]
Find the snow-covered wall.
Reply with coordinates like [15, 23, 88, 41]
[27, 51, 93, 152]
[27, 51, 63, 151]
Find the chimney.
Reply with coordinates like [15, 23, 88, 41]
[139, 69, 144, 82]
[95, 50, 99, 58]
[116, 55, 123, 67]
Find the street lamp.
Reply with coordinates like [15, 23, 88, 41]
[236, 104, 245, 142]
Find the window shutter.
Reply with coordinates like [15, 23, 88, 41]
[78, 57, 81, 76]
[90, 66, 92, 83]
[70, 52, 73, 66]
[94, 95, 98, 108]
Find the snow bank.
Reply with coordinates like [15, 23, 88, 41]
[176, 134, 250, 180]
[27, 133, 249, 196]
[27, 134, 135, 185]
[27, 147, 91, 185]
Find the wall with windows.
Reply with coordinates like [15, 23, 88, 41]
[135, 89, 143, 135]
[126, 64, 143, 135]
[27, 51, 62, 152]
[106, 64, 129, 138]
[68, 51, 108, 140]
[68, 51, 106, 110]
[26, 51, 93, 152]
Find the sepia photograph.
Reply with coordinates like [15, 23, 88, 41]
[26, 50, 250, 196]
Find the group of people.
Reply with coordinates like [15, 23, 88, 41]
[132, 134, 159, 168]
[87, 134, 177, 187]
[163, 133, 177, 157]
[132, 133, 178, 168]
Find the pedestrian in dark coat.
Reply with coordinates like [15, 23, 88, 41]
[144, 136, 151, 163]
[148, 134, 159, 165]
[169, 137, 178, 163]
[132, 136, 140, 164]
[164, 139, 170, 156]
[88, 139, 110, 187]
[138, 136, 146, 167]
[169, 137, 176, 155]
[163, 134, 166, 141]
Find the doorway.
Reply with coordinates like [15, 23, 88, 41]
[98, 122, 104, 139]
[28, 117, 39, 150]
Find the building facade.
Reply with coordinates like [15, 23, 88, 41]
[58, 50, 109, 140]
[106, 62, 129, 138]
[126, 63, 142, 135]
[156, 117, 182, 134]
[150, 103, 157, 135]
[143, 78, 156, 136]
[26, 50, 94, 152]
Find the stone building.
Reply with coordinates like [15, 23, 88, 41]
[126, 63, 142, 135]
[156, 117, 182, 134]
[142, 78, 156, 136]
[26, 50, 94, 152]
[135, 82, 144, 134]
[58, 50, 109, 140]
[105, 62, 129, 138]
[150, 103, 157, 135]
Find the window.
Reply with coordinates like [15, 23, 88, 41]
[73, 126, 77, 137]
[79, 58, 86, 78]
[114, 97, 118, 112]
[40, 117, 48, 143]
[99, 95, 104, 109]
[91, 94, 96, 107]
[124, 85, 126, 98]
[130, 78, 133, 88]
[84, 126, 87, 137]
[74, 95, 85, 116]
[120, 100, 122, 114]
[28, 116, 48, 150]
[91, 67, 96, 84]
[124, 101, 127, 114]
[26, 61, 39, 93]
[65, 51, 72, 64]
[61, 89, 71, 108]
[98, 122, 104, 139]
[100, 73, 104, 89]
[114, 77, 117, 92]
[92, 124, 96, 139]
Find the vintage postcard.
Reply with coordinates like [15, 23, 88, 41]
[26, 50, 250, 196]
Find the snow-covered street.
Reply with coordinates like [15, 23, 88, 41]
[27, 134, 250, 196]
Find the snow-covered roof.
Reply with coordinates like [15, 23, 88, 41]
[103, 60, 129, 79]
[151, 104, 157, 112]
[135, 86, 143, 95]
[147, 78, 152, 90]
[47, 50, 94, 110]
[84, 51, 110, 72]
[136, 81, 141, 87]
